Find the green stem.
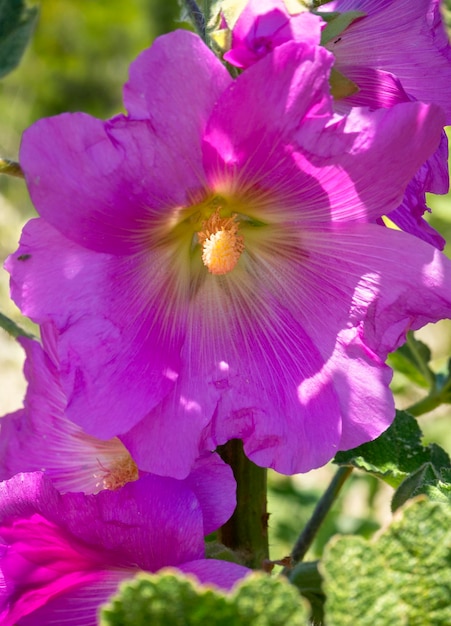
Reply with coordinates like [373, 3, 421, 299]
[405, 331, 435, 389]
[183, 0, 206, 41]
[0, 158, 24, 178]
[284, 466, 353, 571]
[0, 312, 34, 339]
[217, 439, 269, 569]
[407, 394, 443, 417]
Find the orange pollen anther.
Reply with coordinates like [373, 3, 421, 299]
[197, 209, 244, 275]
[101, 453, 139, 491]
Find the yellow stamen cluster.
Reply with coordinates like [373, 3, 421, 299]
[101, 453, 139, 491]
[197, 209, 244, 275]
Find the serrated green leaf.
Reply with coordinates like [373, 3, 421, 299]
[322, 499, 451, 626]
[100, 570, 232, 626]
[100, 570, 309, 626]
[0, 0, 38, 79]
[232, 573, 310, 624]
[392, 463, 451, 511]
[334, 410, 451, 488]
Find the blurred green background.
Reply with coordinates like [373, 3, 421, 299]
[0, 0, 450, 562]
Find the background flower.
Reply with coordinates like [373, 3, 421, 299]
[0, 330, 236, 534]
[0, 472, 247, 626]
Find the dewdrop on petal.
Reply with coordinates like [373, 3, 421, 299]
[197, 208, 244, 275]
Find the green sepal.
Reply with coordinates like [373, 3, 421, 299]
[204, 540, 244, 565]
[0, 0, 38, 79]
[321, 499, 451, 626]
[100, 569, 310, 626]
[319, 10, 365, 45]
[329, 66, 359, 99]
[333, 410, 451, 489]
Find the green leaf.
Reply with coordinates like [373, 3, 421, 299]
[289, 561, 325, 625]
[388, 334, 434, 389]
[0, 0, 38, 79]
[334, 410, 451, 488]
[100, 570, 309, 626]
[322, 499, 451, 626]
[392, 464, 451, 511]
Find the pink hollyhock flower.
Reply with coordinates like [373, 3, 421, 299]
[319, 0, 451, 248]
[0, 472, 248, 626]
[319, 0, 451, 122]
[223, 0, 451, 249]
[0, 332, 236, 535]
[0, 333, 140, 494]
[6, 30, 451, 477]
[223, 0, 325, 69]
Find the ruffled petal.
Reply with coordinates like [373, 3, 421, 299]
[178, 560, 250, 591]
[6, 218, 185, 440]
[0, 473, 205, 572]
[291, 222, 451, 448]
[0, 336, 138, 494]
[184, 453, 236, 535]
[325, 0, 451, 122]
[20, 114, 201, 254]
[203, 41, 444, 225]
[8, 570, 130, 626]
[124, 29, 231, 129]
[224, 0, 324, 69]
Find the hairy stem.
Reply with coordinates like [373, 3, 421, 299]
[0, 312, 34, 339]
[284, 466, 353, 571]
[405, 331, 436, 389]
[217, 439, 269, 569]
[183, 0, 206, 41]
[0, 158, 24, 178]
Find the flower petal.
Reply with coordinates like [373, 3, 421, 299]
[203, 41, 444, 225]
[5, 570, 130, 626]
[184, 453, 236, 535]
[0, 473, 205, 572]
[6, 218, 185, 440]
[178, 560, 250, 591]
[326, 0, 451, 122]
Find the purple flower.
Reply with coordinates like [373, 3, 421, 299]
[0, 331, 236, 534]
[320, 0, 451, 122]
[222, 0, 451, 249]
[320, 0, 451, 247]
[6, 30, 451, 477]
[0, 472, 248, 626]
[223, 0, 324, 69]
[0, 332, 139, 494]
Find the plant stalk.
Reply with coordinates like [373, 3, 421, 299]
[284, 465, 353, 573]
[217, 439, 269, 569]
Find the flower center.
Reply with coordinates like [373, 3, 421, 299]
[197, 208, 244, 275]
[100, 453, 139, 491]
